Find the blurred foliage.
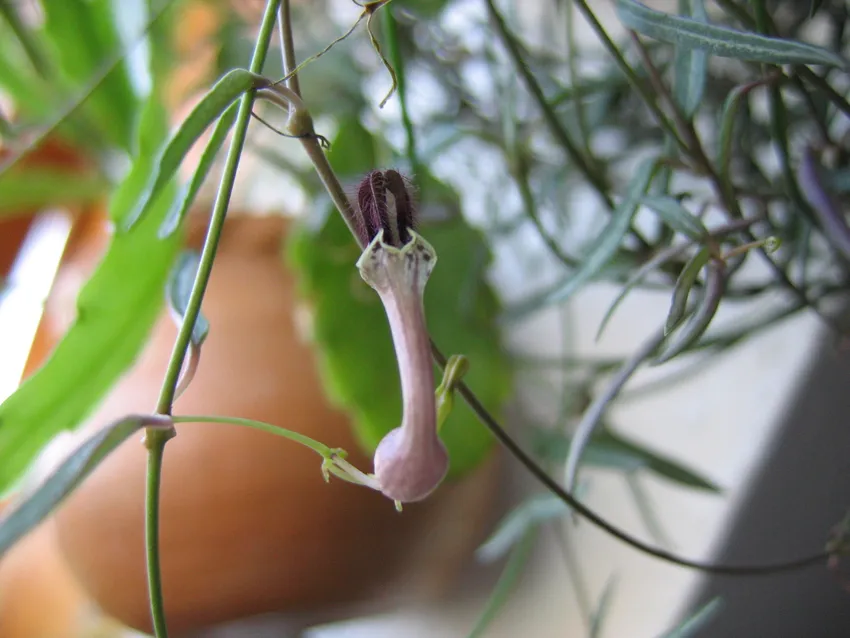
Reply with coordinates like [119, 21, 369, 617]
[0, 0, 849, 635]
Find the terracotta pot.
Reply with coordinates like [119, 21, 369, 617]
[46, 213, 499, 635]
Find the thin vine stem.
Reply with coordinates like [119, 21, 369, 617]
[430, 339, 829, 576]
[144, 2, 283, 636]
[144, 430, 171, 638]
[275, 0, 832, 577]
[171, 415, 334, 457]
[154, 2, 282, 414]
[277, 0, 301, 97]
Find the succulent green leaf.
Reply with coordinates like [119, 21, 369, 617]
[617, 0, 848, 68]
[0, 93, 182, 494]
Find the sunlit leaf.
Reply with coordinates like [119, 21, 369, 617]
[287, 121, 512, 478]
[0, 168, 107, 216]
[40, 0, 142, 151]
[542, 158, 658, 306]
[166, 251, 210, 347]
[0, 415, 169, 557]
[124, 69, 267, 229]
[0, 18, 52, 119]
[476, 493, 568, 563]
[673, 0, 708, 118]
[0, 92, 182, 493]
[617, 0, 848, 68]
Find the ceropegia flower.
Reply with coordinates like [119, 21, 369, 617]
[354, 170, 448, 503]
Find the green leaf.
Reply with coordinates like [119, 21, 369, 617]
[41, 0, 142, 151]
[466, 526, 536, 638]
[166, 251, 210, 347]
[0, 93, 182, 494]
[124, 69, 268, 229]
[287, 124, 511, 478]
[595, 242, 691, 341]
[0, 415, 167, 557]
[642, 195, 708, 241]
[660, 598, 723, 638]
[0, 19, 52, 119]
[590, 576, 619, 638]
[666, 246, 710, 334]
[543, 158, 658, 306]
[617, 0, 848, 68]
[0, 168, 107, 216]
[657, 259, 725, 364]
[717, 83, 754, 184]
[326, 116, 377, 178]
[530, 426, 720, 492]
[673, 0, 708, 118]
[597, 430, 720, 492]
[476, 493, 568, 563]
[159, 101, 238, 238]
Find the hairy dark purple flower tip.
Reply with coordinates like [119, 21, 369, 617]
[355, 169, 418, 248]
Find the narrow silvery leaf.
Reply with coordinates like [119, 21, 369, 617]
[642, 195, 708, 241]
[660, 598, 723, 638]
[476, 493, 570, 563]
[666, 246, 711, 335]
[617, 0, 848, 68]
[167, 251, 210, 347]
[0, 415, 171, 557]
[544, 158, 658, 306]
[656, 259, 726, 364]
[674, 0, 708, 118]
